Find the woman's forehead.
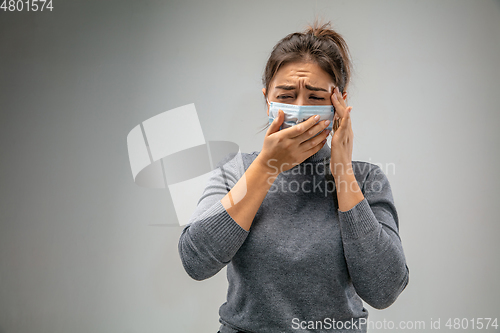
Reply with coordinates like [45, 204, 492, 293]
[272, 62, 333, 89]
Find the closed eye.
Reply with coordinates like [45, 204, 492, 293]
[276, 95, 325, 100]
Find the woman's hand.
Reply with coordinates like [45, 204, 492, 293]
[256, 110, 331, 176]
[329, 86, 354, 177]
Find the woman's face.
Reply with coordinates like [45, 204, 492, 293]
[263, 61, 344, 116]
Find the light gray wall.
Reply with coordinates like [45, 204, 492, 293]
[1, 0, 499, 332]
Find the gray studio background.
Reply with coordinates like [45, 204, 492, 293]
[1, 0, 500, 332]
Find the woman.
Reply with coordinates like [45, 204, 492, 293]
[178, 21, 409, 333]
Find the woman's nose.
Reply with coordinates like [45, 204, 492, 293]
[295, 96, 306, 106]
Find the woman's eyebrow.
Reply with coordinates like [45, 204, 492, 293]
[275, 85, 296, 91]
[305, 84, 328, 92]
[275, 84, 328, 92]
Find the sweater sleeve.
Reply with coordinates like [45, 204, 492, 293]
[337, 164, 409, 309]
[177, 152, 250, 281]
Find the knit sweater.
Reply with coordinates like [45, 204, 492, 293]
[178, 144, 409, 333]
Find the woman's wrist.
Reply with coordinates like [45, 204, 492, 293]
[221, 154, 281, 231]
[332, 164, 365, 212]
[330, 161, 353, 179]
[254, 154, 281, 179]
[334, 172, 358, 191]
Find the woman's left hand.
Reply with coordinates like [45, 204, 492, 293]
[329, 86, 354, 177]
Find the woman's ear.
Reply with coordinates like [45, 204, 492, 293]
[262, 88, 269, 116]
[342, 92, 347, 101]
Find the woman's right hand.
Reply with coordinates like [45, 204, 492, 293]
[256, 109, 331, 176]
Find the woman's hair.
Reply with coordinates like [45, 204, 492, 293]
[259, 20, 352, 132]
[263, 20, 352, 97]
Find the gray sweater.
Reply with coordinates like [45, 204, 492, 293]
[178, 144, 409, 333]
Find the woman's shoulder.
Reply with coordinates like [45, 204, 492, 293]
[213, 150, 259, 171]
[351, 160, 382, 174]
[350, 160, 392, 185]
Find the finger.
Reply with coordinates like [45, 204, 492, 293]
[302, 134, 329, 158]
[337, 107, 352, 135]
[347, 109, 352, 133]
[296, 118, 330, 144]
[349, 107, 352, 134]
[266, 109, 284, 136]
[299, 124, 330, 152]
[288, 114, 321, 138]
[334, 86, 347, 108]
[331, 93, 348, 120]
[348, 108, 353, 136]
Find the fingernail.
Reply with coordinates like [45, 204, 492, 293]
[324, 120, 330, 126]
[314, 115, 320, 121]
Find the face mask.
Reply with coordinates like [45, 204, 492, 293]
[267, 100, 335, 132]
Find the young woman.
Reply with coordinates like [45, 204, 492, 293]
[178, 21, 409, 333]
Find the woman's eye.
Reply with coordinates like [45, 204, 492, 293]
[277, 95, 292, 99]
[310, 96, 325, 100]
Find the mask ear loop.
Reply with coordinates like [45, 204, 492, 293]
[330, 86, 338, 131]
[333, 116, 340, 131]
[332, 86, 340, 131]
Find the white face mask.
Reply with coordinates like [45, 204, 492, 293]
[267, 99, 335, 132]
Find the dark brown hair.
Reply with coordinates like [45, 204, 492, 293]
[259, 21, 352, 132]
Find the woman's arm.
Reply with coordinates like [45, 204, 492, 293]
[327, 86, 409, 308]
[220, 154, 279, 231]
[337, 164, 410, 309]
[178, 152, 250, 281]
[333, 162, 365, 211]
